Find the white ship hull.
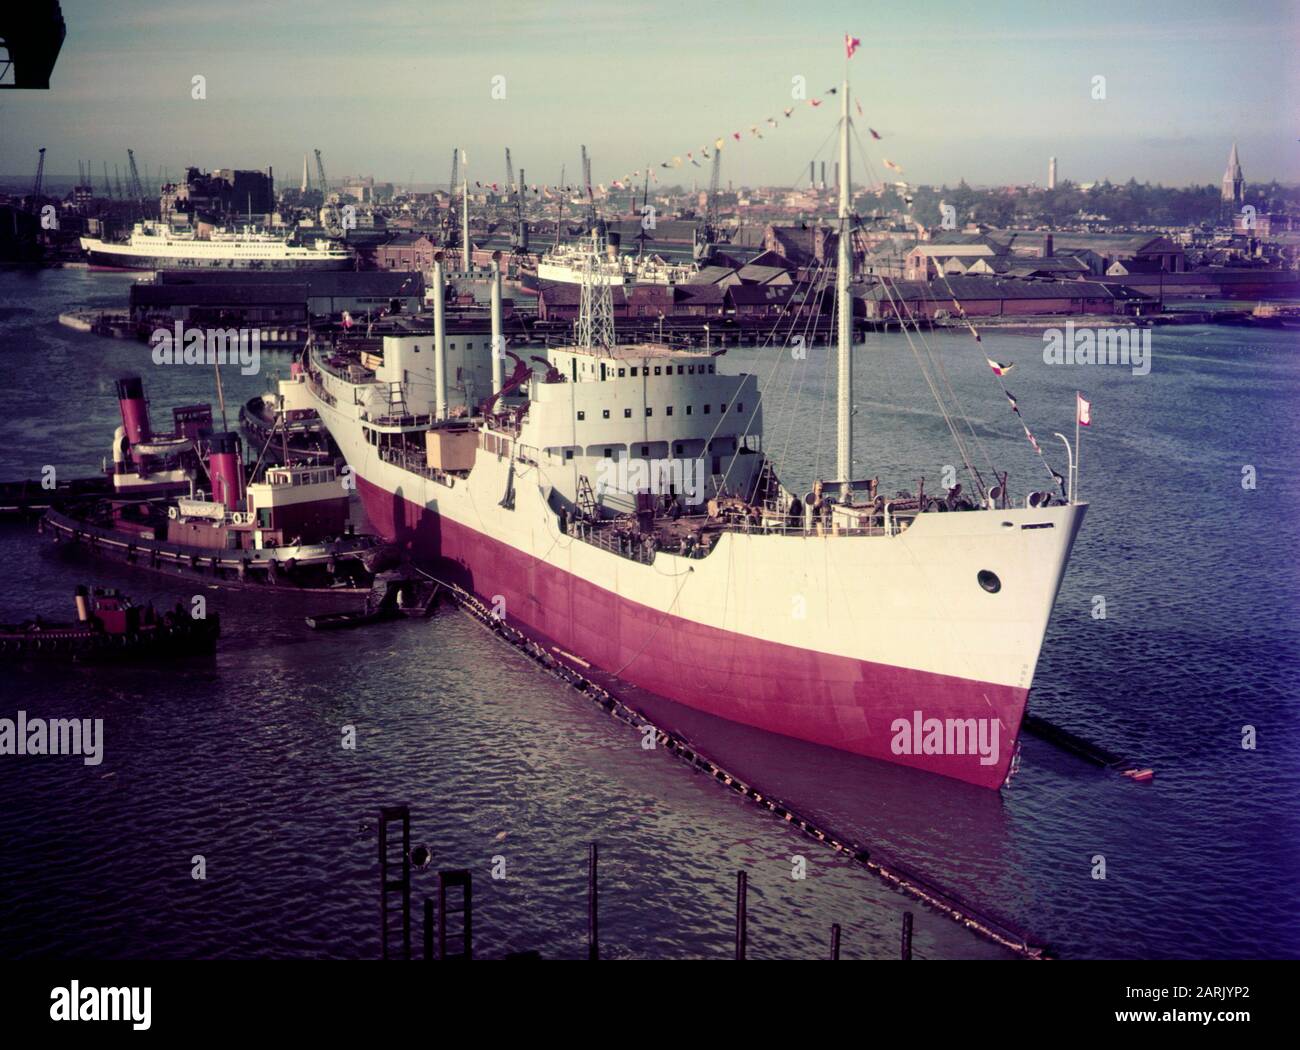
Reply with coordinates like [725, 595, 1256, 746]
[309, 361, 1084, 788]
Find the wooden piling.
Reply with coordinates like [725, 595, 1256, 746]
[378, 805, 411, 961]
[829, 923, 841, 960]
[901, 911, 913, 960]
[588, 842, 599, 961]
[437, 869, 473, 960]
[735, 871, 748, 960]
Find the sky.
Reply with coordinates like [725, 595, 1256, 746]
[0, 0, 1296, 191]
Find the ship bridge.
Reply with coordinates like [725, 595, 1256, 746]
[521, 341, 764, 515]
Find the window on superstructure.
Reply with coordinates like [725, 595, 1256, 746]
[709, 364, 715, 373]
[604, 448, 612, 458]
[641, 445, 649, 456]
[719, 404, 726, 413]
[666, 406, 673, 416]
[618, 368, 625, 377]
[738, 403, 744, 412]
[704, 404, 711, 415]
[675, 443, 683, 455]
[565, 450, 573, 461]
[577, 410, 585, 421]
[602, 409, 610, 419]
[654, 367, 661, 376]
[450, 343, 456, 349]
[688, 366, 695, 374]
[646, 407, 653, 417]
[624, 408, 632, 418]
[630, 368, 638, 377]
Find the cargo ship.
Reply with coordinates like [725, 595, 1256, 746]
[304, 79, 1085, 788]
[79, 221, 353, 271]
[43, 376, 389, 592]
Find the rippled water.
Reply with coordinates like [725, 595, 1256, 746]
[0, 268, 1296, 959]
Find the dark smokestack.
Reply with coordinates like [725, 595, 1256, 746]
[115, 375, 151, 445]
[206, 432, 245, 510]
[820, 161, 826, 189]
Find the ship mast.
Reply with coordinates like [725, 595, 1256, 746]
[836, 74, 853, 490]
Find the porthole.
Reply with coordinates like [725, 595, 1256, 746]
[977, 570, 1001, 594]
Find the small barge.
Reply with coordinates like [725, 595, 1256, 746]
[305, 574, 440, 629]
[1, 586, 219, 663]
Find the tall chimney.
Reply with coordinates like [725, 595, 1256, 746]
[810, 161, 815, 186]
[491, 253, 504, 395]
[432, 254, 448, 420]
[1043, 232, 1054, 259]
[820, 161, 826, 190]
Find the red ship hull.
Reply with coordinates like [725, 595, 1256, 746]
[359, 476, 1024, 788]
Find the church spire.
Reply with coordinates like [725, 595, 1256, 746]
[1221, 142, 1244, 206]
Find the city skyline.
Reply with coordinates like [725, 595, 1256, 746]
[0, 0, 1296, 192]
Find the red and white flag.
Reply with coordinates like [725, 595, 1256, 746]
[1077, 392, 1092, 426]
[845, 34, 861, 59]
[986, 357, 1013, 376]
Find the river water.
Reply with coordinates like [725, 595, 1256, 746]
[0, 267, 1296, 959]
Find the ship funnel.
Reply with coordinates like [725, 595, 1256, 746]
[115, 375, 151, 446]
[74, 584, 90, 623]
[206, 432, 245, 510]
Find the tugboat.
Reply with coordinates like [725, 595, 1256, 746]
[41, 376, 392, 592]
[0, 586, 219, 664]
[239, 358, 336, 465]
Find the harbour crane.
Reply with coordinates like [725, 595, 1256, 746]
[695, 150, 723, 260]
[103, 162, 112, 199]
[28, 147, 45, 213]
[505, 148, 528, 251]
[126, 149, 147, 218]
[315, 149, 344, 236]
